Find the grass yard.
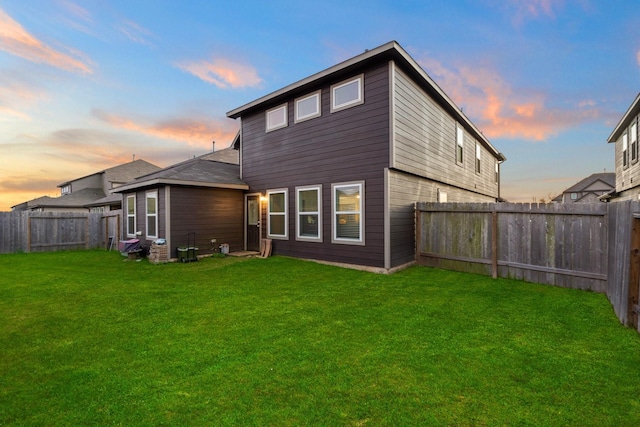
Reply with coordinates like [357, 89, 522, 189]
[1, 251, 640, 426]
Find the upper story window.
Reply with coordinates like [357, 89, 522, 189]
[126, 194, 136, 237]
[296, 185, 322, 242]
[623, 132, 629, 168]
[495, 160, 499, 184]
[475, 141, 481, 174]
[267, 189, 288, 239]
[456, 123, 464, 164]
[266, 104, 288, 132]
[295, 91, 321, 123]
[570, 192, 578, 200]
[331, 74, 364, 113]
[631, 120, 638, 163]
[60, 185, 71, 195]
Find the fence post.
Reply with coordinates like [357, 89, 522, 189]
[629, 216, 640, 328]
[415, 203, 421, 264]
[492, 209, 498, 279]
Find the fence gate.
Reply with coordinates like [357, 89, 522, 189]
[630, 215, 640, 331]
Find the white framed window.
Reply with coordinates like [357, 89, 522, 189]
[295, 91, 321, 123]
[267, 189, 288, 239]
[623, 132, 629, 168]
[475, 141, 481, 174]
[126, 194, 136, 237]
[570, 192, 578, 200]
[296, 185, 322, 242]
[146, 191, 158, 238]
[90, 206, 105, 213]
[266, 104, 288, 132]
[332, 181, 364, 245]
[631, 120, 638, 163]
[495, 160, 499, 184]
[331, 74, 364, 113]
[456, 123, 464, 164]
[60, 185, 71, 195]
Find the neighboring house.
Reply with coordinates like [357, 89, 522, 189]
[227, 40, 506, 270]
[112, 146, 249, 258]
[12, 159, 161, 212]
[553, 172, 615, 203]
[607, 92, 640, 201]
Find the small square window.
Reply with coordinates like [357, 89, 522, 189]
[295, 91, 321, 123]
[331, 75, 364, 113]
[266, 104, 287, 132]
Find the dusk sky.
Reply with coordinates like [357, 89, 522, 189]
[1, 0, 638, 210]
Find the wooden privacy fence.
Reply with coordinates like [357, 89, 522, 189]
[417, 201, 640, 329]
[0, 211, 122, 254]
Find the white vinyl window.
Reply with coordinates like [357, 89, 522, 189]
[60, 185, 71, 195]
[623, 132, 629, 168]
[295, 91, 321, 123]
[126, 194, 136, 237]
[331, 74, 364, 113]
[266, 104, 288, 132]
[631, 121, 638, 163]
[456, 123, 464, 164]
[475, 141, 481, 174]
[146, 191, 158, 238]
[332, 181, 364, 245]
[296, 185, 322, 242]
[495, 160, 499, 184]
[267, 189, 288, 239]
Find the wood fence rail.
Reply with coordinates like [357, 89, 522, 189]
[416, 201, 640, 329]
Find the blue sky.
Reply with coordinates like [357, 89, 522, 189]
[1, 0, 638, 210]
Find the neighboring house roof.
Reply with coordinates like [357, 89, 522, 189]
[113, 148, 248, 193]
[58, 159, 161, 188]
[227, 40, 506, 162]
[555, 172, 615, 202]
[608, 93, 640, 143]
[84, 193, 122, 208]
[24, 188, 106, 209]
[563, 172, 615, 193]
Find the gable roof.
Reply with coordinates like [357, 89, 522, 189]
[58, 159, 161, 187]
[22, 187, 106, 209]
[562, 172, 615, 193]
[227, 40, 505, 162]
[112, 148, 247, 193]
[608, 93, 640, 143]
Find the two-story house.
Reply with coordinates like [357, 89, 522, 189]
[607, 93, 640, 201]
[227, 41, 506, 271]
[11, 159, 160, 212]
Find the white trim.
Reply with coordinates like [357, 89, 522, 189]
[384, 169, 390, 269]
[294, 91, 321, 123]
[456, 123, 464, 165]
[266, 103, 288, 132]
[126, 194, 136, 237]
[267, 188, 288, 239]
[331, 74, 364, 113]
[146, 190, 158, 239]
[295, 185, 322, 242]
[244, 192, 262, 251]
[331, 181, 365, 245]
[165, 186, 171, 252]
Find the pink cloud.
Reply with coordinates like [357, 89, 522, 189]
[118, 19, 154, 46]
[177, 57, 262, 89]
[418, 55, 600, 141]
[92, 109, 239, 148]
[0, 7, 93, 74]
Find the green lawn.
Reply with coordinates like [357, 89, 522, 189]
[1, 251, 639, 426]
